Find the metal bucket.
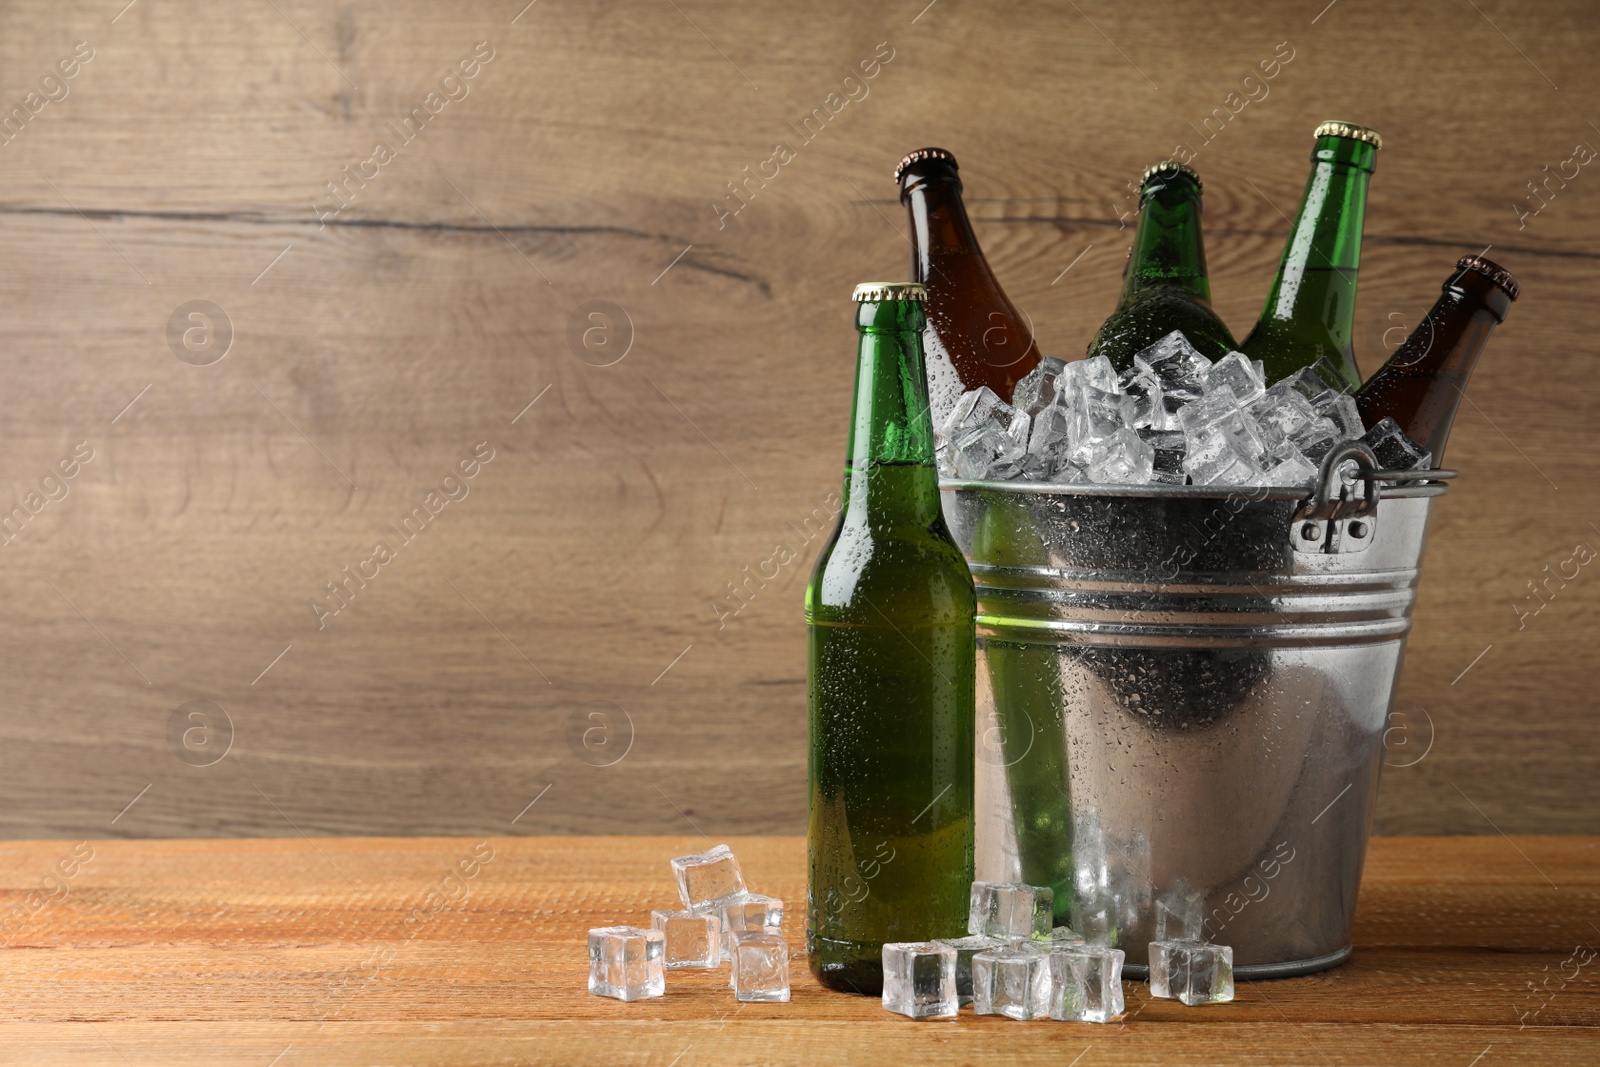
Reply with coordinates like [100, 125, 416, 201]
[940, 442, 1451, 978]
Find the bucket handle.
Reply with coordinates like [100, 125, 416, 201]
[1290, 441, 1382, 555]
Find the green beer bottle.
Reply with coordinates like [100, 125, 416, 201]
[1240, 121, 1382, 390]
[1086, 161, 1237, 371]
[806, 281, 977, 996]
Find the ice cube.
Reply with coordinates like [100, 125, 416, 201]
[1137, 428, 1187, 485]
[1153, 883, 1206, 943]
[972, 944, 1052, 1020]
[588, 926, 665, 1001]
[1047, 926, 1087, 944]
[1204, 352, 1265, 405]
[1135, 331, 1212, 388]
[1308, 356, 1353, 394]
[934, 933, 1006, 1005]
[1321, 392, 1364, 439]
[969, 881, 1054, 941]
[1027, 400, 1075, 466]
[1072, 383, 1130, 447]
[1149, 939, 1234, 1005]
[951, 425, 1025, 480]
[1077, 355, 1119, 393]
[1290, 417, 1343, 464]
[1184, 425, 1262, 486]
[728, 930, 790, 1002]
[1048, 944, 1126, 1023]
[1248, 382, 1317, 447]
[1087, 428, 1156, 485]
[671, 844, 746, 910]
[717, 892, 782, 953]
[881, 941, 959, 1019]
[1362, 416, 1432, 471]
[1009, 359, 1053, 414]
[939, 387, 1003, 439]
[650, 909, 721, 970]
[1120, 369, 1164, 430]
[1283, 367, 1333, 408]
[1261, 449, 1319, 488]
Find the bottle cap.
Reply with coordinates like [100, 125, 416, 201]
[1314, 121, 1383, 150]
[1456, 255, 1520, 301]
[853, 282, 926, 303]
[1139, 160, 1201, 189]
[894, 147, 958, 183]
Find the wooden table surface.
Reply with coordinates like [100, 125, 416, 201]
[1, 835, 1596, 1065]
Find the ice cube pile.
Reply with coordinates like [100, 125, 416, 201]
[936, 330, 1432, 488]
[881, 879, 1126, 1022]
[588, 843, 790, 1003]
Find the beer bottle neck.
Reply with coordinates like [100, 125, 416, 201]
[1252, 136, 1376, 370]
[903, 169, 980, 259]
[842, 300, 941, 525]
[1124, 178, 1211, 303]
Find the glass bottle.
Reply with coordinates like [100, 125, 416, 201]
[897, 147, 1041, 424]
[806, 281, 977, 996]
[1240, 121, 1382, 390]
[1087, 161, 1237, 371]
[1355, 254, 1519, 463]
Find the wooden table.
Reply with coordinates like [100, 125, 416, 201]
[1, 835, 1595, 1065]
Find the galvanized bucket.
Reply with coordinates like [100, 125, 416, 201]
[940, 442, 1451, 978]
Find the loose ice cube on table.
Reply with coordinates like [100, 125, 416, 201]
[934, 933, 1006, 1005]
[1204, 352, 1265, 405]
[670, 843, 746, 910]
[881, 941, 959, 1019]
[1048, 944, 1126, 1023]
[717, 892, 782, 953]
[588, 926, 665, 1001]
[1362, 416, 1433, 471]
[728, 930, 790, 1002]
[972, 944, 1052, 1020]
[1087, 428, 1156, 485]
[1149, 939, 1234, 1005]
[651, 909, 721, 969]
[969, 881, 1054, 940]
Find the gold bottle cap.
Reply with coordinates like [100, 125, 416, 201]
[853, 281, 926, 303]
[1315, 120, 1383, 150]
[1456, 255, 1520, 301]
[1140, 160, 1201, 188]
[894, 147, 958, 182]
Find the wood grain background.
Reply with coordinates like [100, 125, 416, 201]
[0, 0, 1595, 840]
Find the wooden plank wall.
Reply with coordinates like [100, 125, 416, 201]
[0, 0, 1594, 839]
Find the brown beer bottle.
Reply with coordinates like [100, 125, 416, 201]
[896, 148, 1041, 424]
[1354, 254, 1519, 464]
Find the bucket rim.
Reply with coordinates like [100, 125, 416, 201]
[939, 470, 1454, 502]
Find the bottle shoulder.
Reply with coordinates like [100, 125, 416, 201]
[806, 517, 976, 619]
[1089, 289, 1238, 364]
